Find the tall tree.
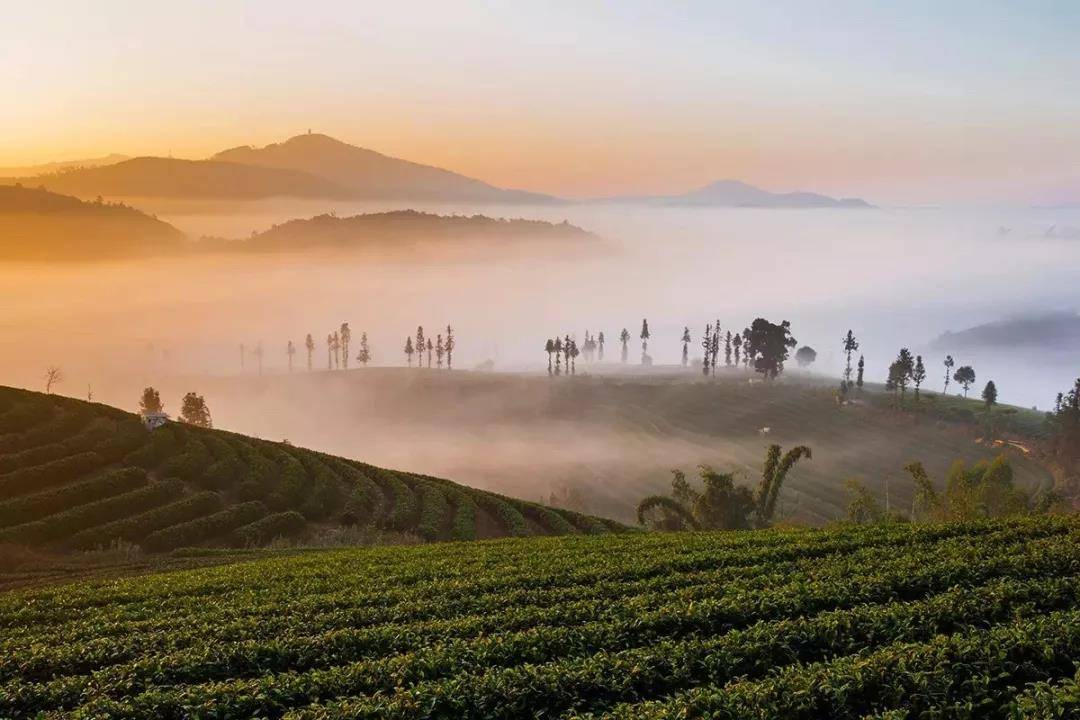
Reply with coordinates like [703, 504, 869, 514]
[639, 319, 650, 363]
[741, 327, 753, 368]
[912, 355, 927, 402]
[305, 334, 315, 371]
[44, 366, 63, 394]
[139, 387, 163, 414]
[724, 331, 733, 367]
[404, 337, 414, 367]
[597, 331, 605, 362]
[745, 318, 798, 379]
[326, 333, 334, 370]
[954, 365, 976, 397]
[982, 380, 997, 410]
[570, 339, 579, 375]
[340, 323, 351, 370]
[701, 324, 712, 376]
[445, 325, 455, 370]
[710, 320, 720, 374]
[331, 331, 341, 369]
[426, 338, 433, 368]
[545, 338, 554, 375]
[286, 340, 296, 372]
[563, 334, 571, 373]
[943, 355, 955, 394]
[179, 392, 212, 428]
[356, 332, 371, 366]
[619, 328, 630, 363]
[842, 330, 859, 391]
[892, 348, 915, 407]
[681, 327, 691, 367]
[436, 334, 445, 368]
[415, 327, 425, 369]
[732, 333, 742, 366]
[554, 337, 563, 375]
[856, 355, 865, 389]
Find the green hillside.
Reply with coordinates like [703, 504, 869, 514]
[1, 516, 1077, 718]
[0, 385, 623, 555]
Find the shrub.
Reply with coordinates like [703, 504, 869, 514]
[475, 493, 530, 537]
[450, 490, 479, 541]
[517, 501, 579, 536]
[143, 501, 267, 552]
[415, 483, 451, 541]
[380, 471, 419, 531]
[66, 491, 224, 550]
[0, 451, 103, 501]
[0, 467, 147, 529]
[232, 511, 307, 547]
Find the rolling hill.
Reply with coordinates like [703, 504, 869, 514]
[599, 179, 873, 208]
[0, 154, 129, 178]
[1, 516, 1077, 717]
[0, 184, 186, 260]
[213, 133, 559, 203]
[10, 156, 352, 201]
[930, 312, 1080, 352]
[233, 209, 594, 252]
[134, 368, 1054, 526]
[0, 385, 624, 558]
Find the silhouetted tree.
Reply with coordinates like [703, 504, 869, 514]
[640, 319, 650, 363]
[741, 327, 753, 368]
[570, 339, 579, 374]
[619, 328, 630, 363]
[710, 320, 720, 374]
[44, 366, 63, 394]
[1048, 378, 1080, 470]
[598, 331, 605, 361]
[436, 334, 445, 368]
[563, 334, 571, 372]
[305, 334, 315, 371]
[842, 330, 859, 391]
[180, 392, 212, 428]
[681, 327, 691, 367]
[139, 387, 163, 414]
[795, 346, 817, 368]
[856, 355, 865, 389]
[745, 318, 797, 379]
[426, 338, 433, 368]
[554, 337, 563, 375]
[888, 348, 915, 407]
[445, 325, 455, 369]
[326, 333, 334, 370]
[732, 333, 742, 366]
[725, 331, 733, 367]
[545, 338, 555, 375]
[954, 365, 976, 397]
[340, 323, 351, 370]
[404, 336, 414, 367]
[357, 332, 371, 366]
[943, 355, 955, 394]
[912, 355, 927, 402]
[701, 324, 712, 376]
[286, 340, 296, 372]
[415, 327, 425, 369]
[982, 380, 997, 409]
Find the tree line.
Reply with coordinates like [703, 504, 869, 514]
[404, 324, 455, 369]
[138, 387, 212, 428]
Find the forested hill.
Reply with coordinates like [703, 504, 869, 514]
[222, 209, 594, 252]
[0, 385, 624, 555]
[0, 185, 185, 260]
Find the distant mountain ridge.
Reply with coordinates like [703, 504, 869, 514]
[0, 154, 129, 178]
[930, 312, 1080, 351]
[598, 179, 873, 208]
[212, 133, 558, 204]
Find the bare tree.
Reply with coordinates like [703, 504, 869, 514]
[44, 366, 63, 394]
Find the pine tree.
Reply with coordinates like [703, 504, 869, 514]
[426, 338, 433, 367]
[404, 336, 414, 367]
[681, 327, 691, 367]
[554, 337, 563, 375]
[619, 328, 630, 364]
[415, 326, 425, 369]
[842, 330, 859, 391]
[436, 335, 445, 368]
[357, 332, 371, 366]
[340, 323, 351, 369]
[445, 325, 455, 370]
[710, 320, 721, 375]
[701, 324, 712, 376]
[943, 355, 955, 394]
[856, 355, 865, 389]
[640, 319, 650, 363]
[724, 331, 732, 367]
[305, 334, 315, 371]
[545, 338, 554, 375]
[912, 355, 927, 402]
[598, 331, 605, 361]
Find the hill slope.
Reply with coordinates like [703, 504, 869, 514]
[0, 386, 623, 555]
[0, 184, 186, 260]
[159, 369, 1052, 525]
[212, 133, 558, 203]
[0, 154, 129, 178]
[12, 156, 352, 200]
[1, 516, 1077, 716]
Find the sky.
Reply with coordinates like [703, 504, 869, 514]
[2, 1, 1079, 205]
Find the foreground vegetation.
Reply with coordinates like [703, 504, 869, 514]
[0, 516, 1077, 718]
[0, 385, 622, 556]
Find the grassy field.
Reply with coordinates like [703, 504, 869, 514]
[156, 367, 1056, 525]
[0, 385, 624, 564]
[1, 515, 1077, 718]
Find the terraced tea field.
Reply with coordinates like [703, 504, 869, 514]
[1, 516, 1077, 718]
[0, 385, 622, 557]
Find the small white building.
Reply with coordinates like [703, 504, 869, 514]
[141, 411, 170, 431]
